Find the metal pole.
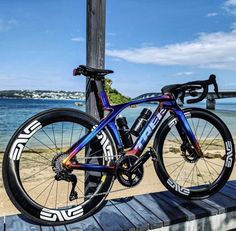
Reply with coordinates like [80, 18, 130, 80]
[86, 0, 106, 120]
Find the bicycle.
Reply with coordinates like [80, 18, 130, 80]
[2, 65, 235, 225]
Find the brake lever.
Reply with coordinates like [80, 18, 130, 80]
[179, 91, 185, 104]
[208, 74, 219, 98]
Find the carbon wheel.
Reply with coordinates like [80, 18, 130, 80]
[3, 108, 117, 225]
[153, 108, 235, 199]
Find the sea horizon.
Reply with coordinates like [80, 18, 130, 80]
[1, 98, 236, 152]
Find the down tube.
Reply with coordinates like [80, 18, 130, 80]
[128, 108, 167, 155]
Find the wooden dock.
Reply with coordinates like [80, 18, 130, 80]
[1, 180, 236, 231]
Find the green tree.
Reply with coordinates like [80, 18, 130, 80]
[105, 78, 131, 104]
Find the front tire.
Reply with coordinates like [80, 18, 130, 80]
[153, 108, 235, 199]
[3, 108, 117, 225]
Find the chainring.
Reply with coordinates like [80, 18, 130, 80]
[116, 155, 144, 187]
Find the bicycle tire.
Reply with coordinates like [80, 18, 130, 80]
[3, 108, 117, 225]
[153, 108, 235, 199]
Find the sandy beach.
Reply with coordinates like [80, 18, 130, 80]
[0, 136, 235, 217]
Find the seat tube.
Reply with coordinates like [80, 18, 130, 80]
[99, 90, 110, 109]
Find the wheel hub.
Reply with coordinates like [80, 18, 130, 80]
[51, 153, 71, 173]
[181, 143, 200, 163]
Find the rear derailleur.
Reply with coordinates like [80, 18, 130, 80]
[52, 153, 78, 201]
[54, 170, 78, 201]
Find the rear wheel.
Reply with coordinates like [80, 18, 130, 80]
[3, 108, 117, 225]
[153, 108, 235, 199]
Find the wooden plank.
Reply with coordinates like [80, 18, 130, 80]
[157, 191, 217, 220]
[41, 225, 67, 231]
[220, 184, 236, 200]
[158, 191, 218, 218]
[226, 180, 236, 189]
[134, 193, 186, 226]
[122, 197, 163, 229]
[54, 226, 68, 231]
[94, 201, 135, 231]
[0, 216, 4, 231]
[41, 226, 54, 231]
[5, 214, 40, 231]
[155, 193, 197, 221]
[66, 216, 102, 231]
[203, 192, 236, 214]
[111, 199, 149, 231]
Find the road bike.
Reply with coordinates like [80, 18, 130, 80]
[2, 65, 235, 225]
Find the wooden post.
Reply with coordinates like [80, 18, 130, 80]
[85, 0, 106, 196]
[206, 98, 216, 110]
[86, 0, 106, 119]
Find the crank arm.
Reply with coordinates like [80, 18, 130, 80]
[129, 149, 152, 174]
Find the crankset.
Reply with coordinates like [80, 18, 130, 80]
[116, 155, 143, 187]
[116, 148, 158, 187]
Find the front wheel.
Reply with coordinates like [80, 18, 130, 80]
[3, 108, 117, 225]
[153, 108, 235, 199]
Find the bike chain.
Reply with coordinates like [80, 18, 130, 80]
[73, 154, 157, 200]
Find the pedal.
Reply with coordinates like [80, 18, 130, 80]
[149, 147, 158, 162]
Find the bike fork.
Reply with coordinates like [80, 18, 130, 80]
[173, 109, 203, 157]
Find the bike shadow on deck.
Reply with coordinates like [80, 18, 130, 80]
[1, 180, 236, 231]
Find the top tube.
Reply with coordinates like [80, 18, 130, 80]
[99, 90, 175, 111]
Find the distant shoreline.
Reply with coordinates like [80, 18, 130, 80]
[0, 90, 85, 100]
[0, 97, 85, 101]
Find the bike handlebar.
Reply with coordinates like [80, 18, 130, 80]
[176, 74, 219, 104]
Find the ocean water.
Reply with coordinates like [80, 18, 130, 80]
[0, 98, 236, 151]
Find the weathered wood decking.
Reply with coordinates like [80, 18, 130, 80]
[1, 181, 236, 231]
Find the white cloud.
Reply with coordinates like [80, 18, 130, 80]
[106, 25, 236, 70]
[108, 32, 117, 36]
[206, 12, 218, 17]
[71, 37, 84, 42]
[224, 0, 236, 14]
[0, 19, 17, 32]
[106, 42, 112, 47]
[176, 72, 193, 76]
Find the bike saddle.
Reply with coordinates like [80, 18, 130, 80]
[74, 65, 114, 78]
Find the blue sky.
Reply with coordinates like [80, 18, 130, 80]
[1, 0, 236, 97]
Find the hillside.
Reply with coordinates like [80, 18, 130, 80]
[105, 78, 131, 104]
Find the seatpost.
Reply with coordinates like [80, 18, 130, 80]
[86, 77, 105, 119]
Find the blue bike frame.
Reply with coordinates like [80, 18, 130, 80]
[63, 90, 202, 173]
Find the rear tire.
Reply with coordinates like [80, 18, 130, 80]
[3, 108, 117, 225]
[153, 108, 235, 199]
